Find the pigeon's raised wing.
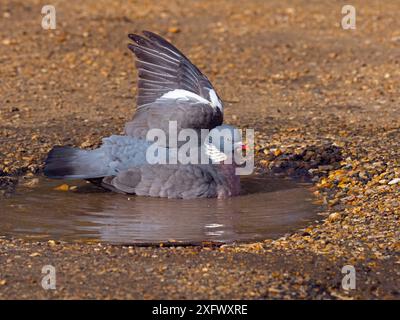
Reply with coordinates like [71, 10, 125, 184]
[125, 31, 223, 140]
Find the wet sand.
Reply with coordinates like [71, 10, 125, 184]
[0, 0, 399, 299]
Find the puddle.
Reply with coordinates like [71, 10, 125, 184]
[0, 176, 320, 245]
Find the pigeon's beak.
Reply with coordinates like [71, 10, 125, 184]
[234, 142, 247, 152]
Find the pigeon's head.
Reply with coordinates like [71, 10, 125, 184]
[204, 124, 244, 163]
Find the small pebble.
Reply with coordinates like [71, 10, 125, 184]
[388, 178, 400, 185]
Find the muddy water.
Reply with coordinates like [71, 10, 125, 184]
[0, 176, 319, 245]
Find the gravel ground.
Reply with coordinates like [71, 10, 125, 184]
[0, 0, 399, 299]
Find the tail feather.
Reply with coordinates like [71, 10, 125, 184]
[44, 146, 109, 179]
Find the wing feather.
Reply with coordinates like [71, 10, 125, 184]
[128, 31, 223, 110]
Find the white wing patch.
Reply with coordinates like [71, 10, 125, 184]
[208, 89, 223, 111]
[158, 89, 223, 111]
[159, 89, 210, 104]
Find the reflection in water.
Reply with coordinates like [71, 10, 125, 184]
[0, 176, 319, 244]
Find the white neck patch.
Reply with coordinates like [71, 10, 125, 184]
[204, 143, 227, 163]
